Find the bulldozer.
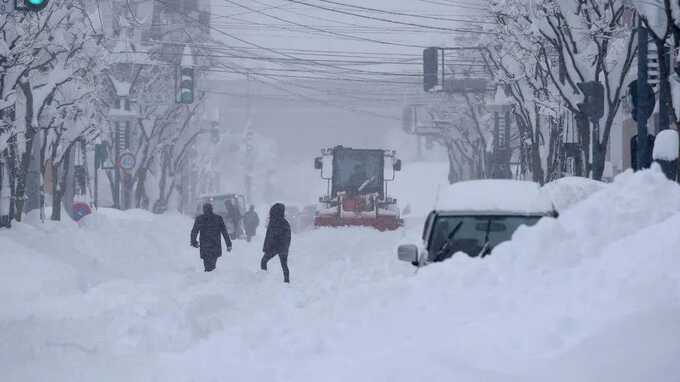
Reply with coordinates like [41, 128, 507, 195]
[313, 145, 403, 231]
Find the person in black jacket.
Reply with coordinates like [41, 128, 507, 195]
[260, 203, 291, 283]
[191, 203, 232, 272]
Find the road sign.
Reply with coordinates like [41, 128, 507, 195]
[118, 152, 136, 171]
[72, 202, 92, 221]
[14, 0, 49, 11]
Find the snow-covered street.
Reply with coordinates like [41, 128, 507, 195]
[2, 168, 680, 382]
[4, 0, 680, 380]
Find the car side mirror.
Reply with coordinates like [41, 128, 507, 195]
[314, 157, 323, 170]
[398, 244, 419, 263]
[393, 159, 402, 172]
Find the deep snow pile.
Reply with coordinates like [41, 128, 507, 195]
[1, 168, 680, 382]
[541, 176, 606, 211]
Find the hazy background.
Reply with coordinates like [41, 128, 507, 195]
[199, 0, 488, 202]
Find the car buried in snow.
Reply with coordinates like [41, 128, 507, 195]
[398, 180, 557, 266]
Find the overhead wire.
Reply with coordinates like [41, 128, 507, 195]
[295, 0, 494, 24]
[147, 0, 488, 119]
[278, 0, 495, 34]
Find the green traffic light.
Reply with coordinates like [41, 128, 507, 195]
[24, 0, 48, 11]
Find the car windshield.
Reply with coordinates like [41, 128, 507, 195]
[332, 149, 384, 195]
[428, 215, 542, 261]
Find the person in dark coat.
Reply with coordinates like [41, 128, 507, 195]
[243, 205, 260, 242]
[224, 199, 242, 238]
[260, 203, 292, 283]
[191, 203, 232, 272]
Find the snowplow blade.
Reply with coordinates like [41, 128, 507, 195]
[314, 215, 402, 231]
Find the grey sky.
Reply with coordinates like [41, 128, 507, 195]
[205, 0, 491, 162]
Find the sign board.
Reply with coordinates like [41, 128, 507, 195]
[72, 202, 92, 221]
[118, 152, 136, 171]
[443, 78, 489, 93]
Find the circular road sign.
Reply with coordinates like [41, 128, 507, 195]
[72, 202, 92, 221]
[118, 152, 136, 171]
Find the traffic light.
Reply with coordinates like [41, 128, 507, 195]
[423, 47, 439, 92]
[15, 0, 49, 11]
[176, 67, 194, 104]
[628, 79, 655, 122]
[576, 81, 605, 122]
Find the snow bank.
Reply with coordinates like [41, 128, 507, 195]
[436, 179, 554, 214]
[542, 176, 606, 211]
[2, 168, 680, 381]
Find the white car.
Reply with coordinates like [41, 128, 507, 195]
[398, 180, 557, 266]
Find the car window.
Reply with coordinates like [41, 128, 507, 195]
[428, 215, 541, 261]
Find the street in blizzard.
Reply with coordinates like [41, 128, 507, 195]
[1, 1, 679, 381]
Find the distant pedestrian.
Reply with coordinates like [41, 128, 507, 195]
[243, 205, 260, 242]
[191, 203, 232, 272]
[260, 203, 292, 283]
[224, 199, 243, 239]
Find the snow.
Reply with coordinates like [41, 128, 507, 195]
[541, 176, 606, 211]
[391, 161, 449, 216]
[2, 168, 680, 381]
[652, 129, 679, 161]
[436, 179, 554, 214]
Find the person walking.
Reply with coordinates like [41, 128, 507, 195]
[224, 199, 243, 239]
[260, 203, 291, 283]
[191, 203, 232, 272]
[243, 205, 260, 242]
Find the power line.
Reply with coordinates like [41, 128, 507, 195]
[300, 0, 494, 24]
[216, 0, 430, 49]
[279, 0, 495, 34]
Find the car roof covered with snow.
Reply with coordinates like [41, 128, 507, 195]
[197, 193, 244, 200]
[435, 179, 555, 215]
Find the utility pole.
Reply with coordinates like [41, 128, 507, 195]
[637, 24, 653, 170]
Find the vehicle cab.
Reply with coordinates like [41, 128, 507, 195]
[398, 180, 557, 266]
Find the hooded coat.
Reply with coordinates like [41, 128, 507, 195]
[191, 204, 232, 259]
[263, 203, 291, 254]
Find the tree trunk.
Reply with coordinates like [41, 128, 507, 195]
[51, 163, 62, 221]
[14, 82, 36, 221]
[575, 112, 590, 177]
[445, 142, 460, 184]
[135, 167, 148, 209]
[154, 160, 169, 214]
[51, 147, 72, 221]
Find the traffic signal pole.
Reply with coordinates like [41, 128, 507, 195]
[637, 25, 652, 170]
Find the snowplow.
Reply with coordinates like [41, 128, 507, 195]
[313, 145, 403, 231]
